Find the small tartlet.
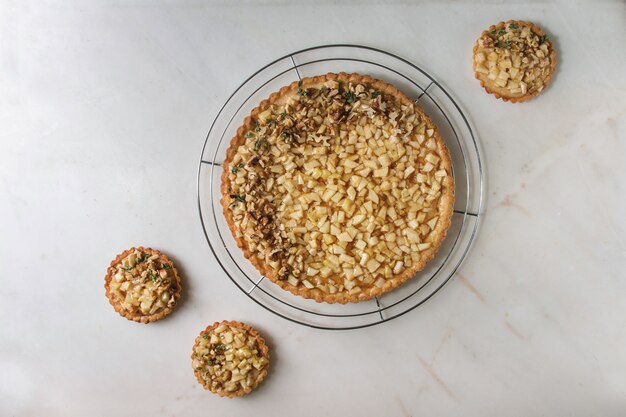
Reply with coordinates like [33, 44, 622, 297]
[191, 321, 270, 398]
[104, 247, 181, 323]
[473, 20, 557, 102]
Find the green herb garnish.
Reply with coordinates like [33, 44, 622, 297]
[253, 121, 260, 132]
[540, 34, 548, 44]
[195, 367, 202, 371]
[245, 131, 254, 139]
[297, 88, 307, 96]
[504, 40, 512, 49]
[254, 138, 263, 151]
[203, 334, 209, 340]
[279, 111, 287, 120]
[230, 194, 245, 203]
[214, 343, 228, 352]
[122, 265, 132, 271]
[231, 163, 245, 174]
[163, 263, 172, 269]
[498, 28, 505, 36]
[148, 270, 158, 282]
[508, 23, 519, 29]
[370, 91, 380, 99]
[344, 91, 356, 104]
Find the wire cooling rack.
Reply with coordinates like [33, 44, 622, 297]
[197, 44, 484, 330]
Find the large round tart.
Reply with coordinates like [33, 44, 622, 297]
[221, 72, 454, 303]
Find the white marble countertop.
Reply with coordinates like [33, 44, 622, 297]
[2, 1, 625, 416]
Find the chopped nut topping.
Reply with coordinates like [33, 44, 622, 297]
[474, 21, 554, 98]
[224, 75, 453, 300]
[107, 249, 177, 316]
[192, 322, 269, 397]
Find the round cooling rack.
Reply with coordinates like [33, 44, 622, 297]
[197, 44, 484, 330]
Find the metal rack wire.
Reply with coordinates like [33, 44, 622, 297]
[197, 44, 484, 330]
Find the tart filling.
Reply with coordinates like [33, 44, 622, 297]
[192, 321, 270, 397]
[222, 73, 454, 303]
[105, 247, 180, 323]
[473, 20, 556, 101]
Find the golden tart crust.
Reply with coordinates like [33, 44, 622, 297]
[104, 247, 181, 323]
[473, 20, 557, 103]
[191, 321, 270, 398]
[221, 72, 454, 304]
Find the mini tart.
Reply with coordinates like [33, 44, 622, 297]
[221, 72, 455, 304]
[104, 247, 181, 323]
[191, 321, 270, 398]
[473, 20, 557, 102]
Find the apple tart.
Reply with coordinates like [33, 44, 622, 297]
[104, 247, 181, 323]
[221, 73, 454, 303]
[192, 321, 270, 398]
[473, 20, 557, 102]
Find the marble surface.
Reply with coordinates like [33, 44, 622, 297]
[1, 1, 625, 416]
